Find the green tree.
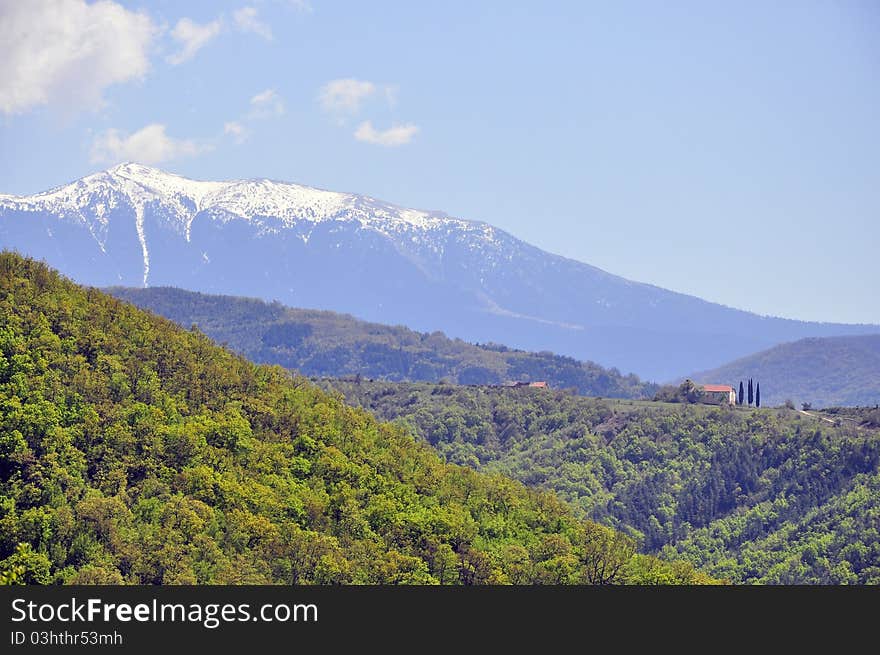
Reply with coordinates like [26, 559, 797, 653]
[579, 523, 636, 585]
[0, 543, 51, 585]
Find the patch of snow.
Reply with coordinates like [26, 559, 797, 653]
[208, 179, 351, 225]
[397, 208, 435, 228]
[133, 203, 149, 287]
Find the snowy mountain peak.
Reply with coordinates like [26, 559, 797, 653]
[108, 161, 163, 176]
[0, 164, 466, 233]
[105, 163, 231, 211]
[0, 165, 497, 288]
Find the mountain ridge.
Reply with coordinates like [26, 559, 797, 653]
[691, 334, 880, 407]
[2, 163, 877, 380]
[108, 285, 657, 398]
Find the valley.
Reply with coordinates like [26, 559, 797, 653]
[320, 379, 880, 584]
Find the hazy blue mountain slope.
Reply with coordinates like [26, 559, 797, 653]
[2, 163, 876, 380]
[109, 285, 656, 398]
[691, 335, 880, 407]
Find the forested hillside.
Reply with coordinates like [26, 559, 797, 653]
[323, 380, 880, 584]
[690, 335, 880, 408]
[0, 252, 712, 585]
[110, 286, 656, 398]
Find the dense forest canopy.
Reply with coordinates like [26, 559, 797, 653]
[0, 252, 713, 585]
[109, 287, 656, 399]
[323, 380, 880, 584]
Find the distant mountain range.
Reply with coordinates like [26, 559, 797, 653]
[109, 286, 656, 399]
[2, 163, 877, 380]
[692, 335, 880, 408]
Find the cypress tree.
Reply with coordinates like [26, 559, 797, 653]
[756, 382, 761, 408]
[748, 378, 753, 405]
[738, 381, 744, 406]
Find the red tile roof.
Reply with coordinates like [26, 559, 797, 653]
[702, 384, 733, 393]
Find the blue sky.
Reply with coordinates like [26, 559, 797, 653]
[2, 0, 878, 324]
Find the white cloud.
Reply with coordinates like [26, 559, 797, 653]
[354, 121, 419, 147]
[249, 88, 285, 118]
[288, 0, 313, 13]
[222, 89, 283, 145]
[233, 6, 272, 40]
[90, 123, 209, 164]
[224, 121, 249, 144]
[0, 0, 156, 116]
[318, 79, 376, 117]
[167, 17, 223, 65]
[320, 80, 420, 145]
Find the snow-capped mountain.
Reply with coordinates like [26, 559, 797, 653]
[0, 163, 515, 289]
[1, 164, 875, 380]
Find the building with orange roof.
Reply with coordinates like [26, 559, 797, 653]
[701, 384, 736, 405]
